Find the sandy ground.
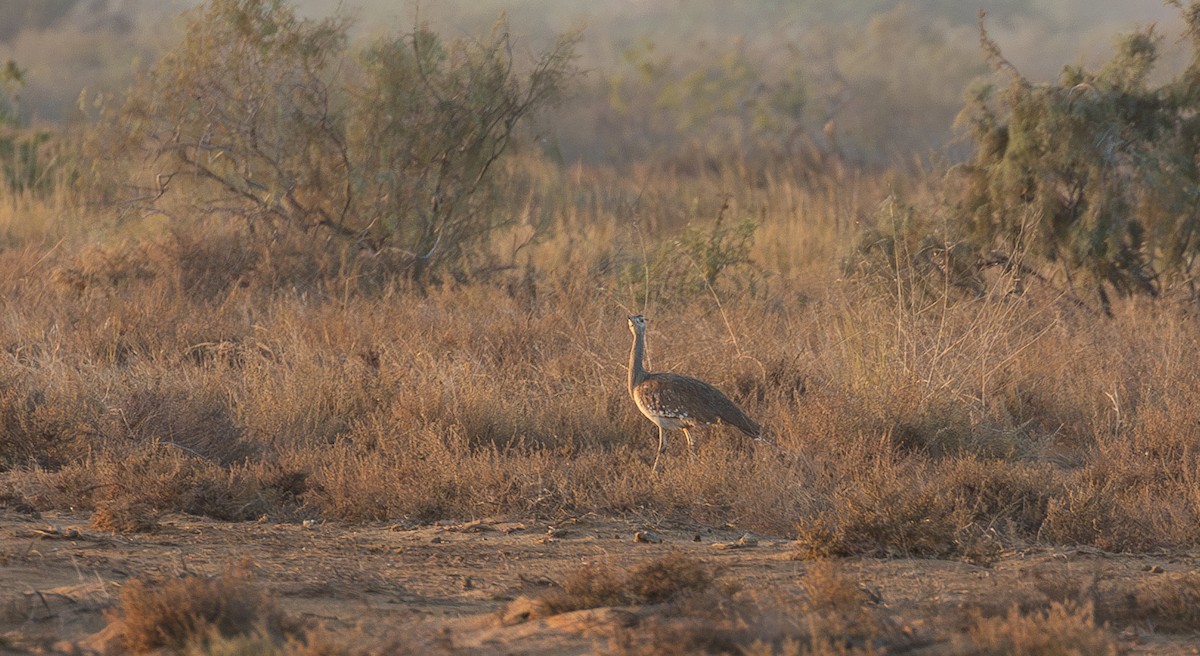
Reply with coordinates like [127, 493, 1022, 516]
[2, 510, 1200, 654]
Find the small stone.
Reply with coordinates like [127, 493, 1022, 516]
[634, 531, 663, 544]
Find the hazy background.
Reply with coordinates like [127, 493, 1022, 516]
[0, 0, 1188, 165]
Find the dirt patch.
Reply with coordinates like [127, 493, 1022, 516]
[0, 511, 1197, 654]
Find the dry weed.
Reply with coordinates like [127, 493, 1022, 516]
[792, 456, 964, 559]
[537, 553, 715, 615]
[108, 563, 282, 653]
[954, 603, 1119, 656]
[1120, 571, 1200, 633]
[610, 560, 907, 656]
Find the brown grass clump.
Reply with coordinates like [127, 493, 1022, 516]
[964, 564, 1200, 637]
[0, 370, 93, 470]
[80, 446, 310, 533]
[1038, 481, 1153, 553]
[611, 560, 906, 656]
[91, 495, 161, 533]
[954, 603, 1119, 656]
[792, 456, 964, 559]
[537, 553, 715, 615]
[1118, 571, 1200, 633]
[108, 564, 282, 653]
[182, 623, 413, 656]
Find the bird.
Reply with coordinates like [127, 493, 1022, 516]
[626, 314, 761, 472]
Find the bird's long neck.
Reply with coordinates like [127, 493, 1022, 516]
[629, 326, 649, 395]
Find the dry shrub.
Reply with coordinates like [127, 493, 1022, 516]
[964, 564, 1200, 638]
[628, 556, 716, 605]
[162, 228, 259, 300]
[109, 564, 282, 653]
[48, 241, 156, 293]
[92, 494, 161, 533]
[792, 455, 964, 559]
[0, 480, 38, 515]
[107, 376, 251, 465]
[941, 457, 1058, 538]
[0, 361, 103, 472]
[537, 554, 715, 615]
[612, 560, 904, 656]
[954, 603, 1119, 656]
[788, 560, 903, 654]
[87, 448, 306, 532]
[0, 378, 83, 470]
[1120, 571, 1200, 633]
[183, 623, 407, 656]
[1039, 481, 1153, 552]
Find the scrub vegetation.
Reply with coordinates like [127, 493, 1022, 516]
[2, 0, 1200, 653]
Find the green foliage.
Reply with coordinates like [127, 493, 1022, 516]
[0, 59, 22, 126]
[97, 0, 350, 230]
[605, 36, 807, 160]
[823, 4, 987, 161]
[678, 203, 758, 287]
[0, 59, 59, 197]
[951, 6, 1200, 310]
[95, 0, 577, 279]
[622, 204, 759, 304]
[351, 20, 580, 276]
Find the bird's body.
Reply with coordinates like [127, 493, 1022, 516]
[626, 314, 760, 472]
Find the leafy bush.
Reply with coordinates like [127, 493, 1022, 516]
[951, 6, 1200, 311]
[621, 202, 759, 304]
[95, 0, 577, 279]
[605, 36, 808, 162]
[0, 60, 60, 197]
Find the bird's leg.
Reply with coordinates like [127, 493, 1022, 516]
[683, 427, 696, 461]
[652, 425, 667, 473]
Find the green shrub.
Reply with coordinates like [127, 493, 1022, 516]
[950, 5, 1200, 312]
[94, 0, 577, 280]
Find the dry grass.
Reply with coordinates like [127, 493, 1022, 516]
[6, 8, 1200, 653]
[108, 563, 282, 653]
[537, 553, 716, 615]
[590, 558, 1132, 655]
[954, 603, 1120, 656]
[607, 559, 911, 655]
[105, 562, 418, 655]
[0, 146, 1198, 562]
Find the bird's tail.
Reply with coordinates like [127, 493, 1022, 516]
[737, 417, 765, 442]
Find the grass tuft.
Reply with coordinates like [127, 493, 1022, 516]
[955, 603, 1119, 656]
[108, 563, 282, 653]
[537, 554, 715, 615]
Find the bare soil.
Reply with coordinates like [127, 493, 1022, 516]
[2, 511, 1199, 654]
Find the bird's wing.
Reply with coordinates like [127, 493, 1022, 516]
[642, 374, 760, 437]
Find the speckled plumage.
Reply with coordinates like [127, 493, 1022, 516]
[627, 314, 761, 472]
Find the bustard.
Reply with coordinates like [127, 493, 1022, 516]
[626, 314, 761, 472]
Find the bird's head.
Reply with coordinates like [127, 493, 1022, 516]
[627, 314, 646, 335]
